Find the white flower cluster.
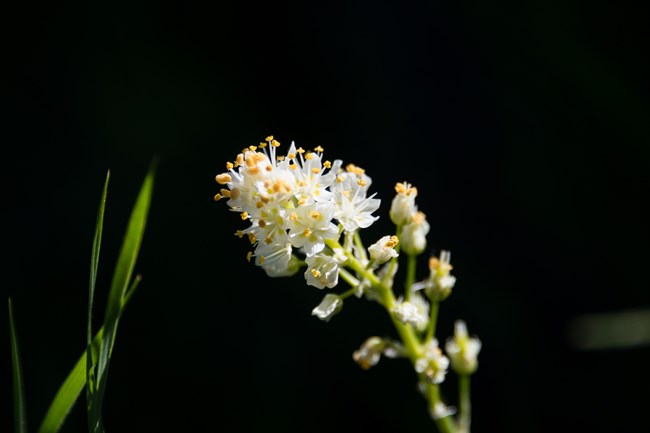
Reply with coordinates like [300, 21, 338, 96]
[214, 136, 380, 287]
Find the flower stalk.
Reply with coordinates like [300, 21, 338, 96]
[215, 137, 481, 432]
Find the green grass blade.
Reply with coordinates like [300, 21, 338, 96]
[87, 170, 110, 431]
[90, 165, 155, 432]
[37, 278, 141, 433]
[8, 298, 28, 433]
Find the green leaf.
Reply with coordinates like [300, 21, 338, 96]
[37, 279, 141, 433]
[9, 298, 28, 433]
[90, 164, 155, 432]
[87, 170, 110, 431]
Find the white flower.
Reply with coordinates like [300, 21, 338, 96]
[415, 339, 449, 384]
[330, 163, 380, 232]
[420, 250, 456, 301]
[389, 182, 418, 226]
[400, 211, 430, 256]
[393, 293, 429, 331]
[252, 233, 299, 277]
[311, 294, 343, 321]
[305, 252, 343, 289]
[430, 402, 457, 420]
[352, 336, 384, 370]
[445, 320, 481, 375]
[368, 235, 399, 264]
[287, 202, 339, 257]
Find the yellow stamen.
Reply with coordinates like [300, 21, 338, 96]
[271, 140, 281, 147]
[311, 211, 321, 219]
[216, 173, 232, 184]
[248, 233, 257, 244]
[235, 230, 244, 238]
[303, 228, 312, 237]
[246, 251, 253, 262]
[290, 212, 298, 221]
[266, 164, 273, 171]
[259, 141, 267, 148]
[311, 167, 320, 174]
[226, 162, 234, 170]
[259, 255, 265, 265]
[220, 189, 231, 197]
[248, 145, 257, 151]
[296, 147, 305, 154]
[213, 193, 222, 201]
[385, 235, 399, 248]
[258, 219, 267, 228]
[311, 269, 321, 278]
[323, 160, 331, 168]
[265, 135, 274, 141]
[240, 211, 249, 220]
[314, 145, 324, 152]
[357, 179, 367, 187]
[304, 152, 314, 160]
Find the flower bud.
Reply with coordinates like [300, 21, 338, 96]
[414, 339, 449, 384]
[400, 211, 430, 256]
[445, 320, 481, 375]
[389, 182, 418, 226]
[424, 250, 456, 301]
[311, 294, 343, 322]
[368, 235, 399, 264]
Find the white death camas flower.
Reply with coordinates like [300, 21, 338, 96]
[214, 137, 380, 282]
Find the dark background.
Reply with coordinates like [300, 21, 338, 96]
[4, 1, 650, 432]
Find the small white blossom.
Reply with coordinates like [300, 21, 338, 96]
[330, 163, 380, 232]
[305, 252, 343, 289]
[311, 294, 343, 322]
[368, 235, 399, 264]
[393, 295, 429, 331]
[421, 250, 456, 301]
[400, 211, 430, 256]
[352, 336, 384, 370]
[389, 182, 418, 226]
[415, 339, 449, 384]
[445, 320, 481, 375]
[430, 402, 457, 420]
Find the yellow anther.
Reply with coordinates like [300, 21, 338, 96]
[336, 175, 344, 183]
[248, 166, 260, 175]
[395, 182, 417, 196]
[235, 230, 244, 238]
[277, 155, 285, 161]
[303, 228, 312, 237]
[271, 139, 281, 147]
[266, 164, 273, 171]
[311, 211, 321, 219]
[311, 269, 321, 278]
[249, 145, 257, 151]
[259, 219, 267, 228]
[296, 147, 305, 154]
[290, 212, 298, 221]
[248, 233, 257, 244]
[314, 145, 324, 152]
[298, 197, 306, 205]
[226, 162, 234, 170]
[216, 173, 232, 184]
[220, 189, 231, 197]
[213, 193, 222, 201]
[266, 135, 274, 141]
[385, 235, 399, 248]
[235, 154, 244, 166]
[342, 190, 351, 198]
[288, 152, 296, 159]
[346, 163, 365, 175]
[246, 251, 253, 262]
[412, 211, 426, 224]
[265, 237, 272, 244]
[240, 211, 249, 220]
[289, 163, 297, 170]
[259, 255, 265, 265]
[256, 201, 264, 208]
[311, 167, 320, 174]
[304, 152, 314, 160]
[323, 160, 331, 168]
[357, 179, 367, 187]
[259, 141, 267, 148]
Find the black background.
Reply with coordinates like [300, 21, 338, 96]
[4, 1, 650, 432]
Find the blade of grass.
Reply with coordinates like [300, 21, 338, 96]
[87, 171, 110, 432]
[37, 277, 141, 433]
[9, 298, 28, 433]
[90, 165, 155, 433]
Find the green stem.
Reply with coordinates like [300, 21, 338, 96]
[426, 301, 440, 342]
[404, 253, 417, 301]
[353, 230, 368, 263]
[458, 375, 471, 433]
